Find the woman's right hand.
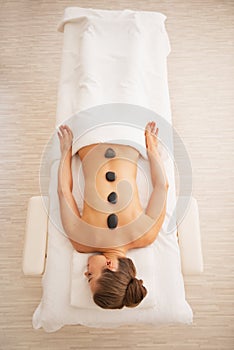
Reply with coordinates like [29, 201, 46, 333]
[144, 121, 159, 151]
[57, 125, 73, 156]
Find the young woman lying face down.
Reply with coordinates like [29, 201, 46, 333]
[57, 121, 169, 309]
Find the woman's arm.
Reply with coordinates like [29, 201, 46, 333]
[145, 121, 169, 221]
[125, 122, 169, 251]
[57, 125, 81, 219]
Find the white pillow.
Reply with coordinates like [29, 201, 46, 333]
[70, 245, 157, 309]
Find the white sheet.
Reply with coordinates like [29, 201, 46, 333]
[32, 7, 193, 332]
[55, 7, 171, 125]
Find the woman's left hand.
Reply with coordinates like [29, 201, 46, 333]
[57, 125, 73, 156]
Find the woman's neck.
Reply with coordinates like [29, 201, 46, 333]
[103, 247, 126, 260]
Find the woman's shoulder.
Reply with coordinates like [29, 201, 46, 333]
[125, 213, 161, 250]
[68, 238, 103, 254]
[68, 212, 159, 253]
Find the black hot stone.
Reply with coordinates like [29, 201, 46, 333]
[104, 148, 116, 158]
[106, 171, 116, 182]
[107, 192, 117, 204]
[107, 213, 118, 229]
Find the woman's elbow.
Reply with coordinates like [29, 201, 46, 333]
[57, 187, 62, 197]
[57, 186, 70, 198]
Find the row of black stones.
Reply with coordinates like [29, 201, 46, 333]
[105, 148, 118, 229]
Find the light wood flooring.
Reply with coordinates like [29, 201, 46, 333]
[0, 0, 233, 349]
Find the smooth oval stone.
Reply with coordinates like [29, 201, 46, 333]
[107, 191, 117, 204]
[107, 213, 118, 229]
[104, 148, 116, 158]
[106, 171, 116, 182]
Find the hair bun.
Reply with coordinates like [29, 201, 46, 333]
[124, 277, 147, 308]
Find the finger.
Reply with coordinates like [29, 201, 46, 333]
[59, 125, 65, 135]
[64, 125, 73, 138]
[63, 125, 69, 132]
[151, 121, 155, 133]
[151, 122, 156, 134]
[145, 123, 151, 133]
[61, 124, 68, 131]
[57, 131, 62, 139]
[61, 126, 69, 135]
[145, 122, 150, 129]
[58, 127, 63, 135]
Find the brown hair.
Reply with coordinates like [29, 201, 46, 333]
[93, 257, 147, 309]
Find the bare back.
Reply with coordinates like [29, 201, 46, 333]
[68, 143, 164, 253]
[78, 143, 143, 227]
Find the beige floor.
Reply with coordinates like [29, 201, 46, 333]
[0, 0, 234, 349]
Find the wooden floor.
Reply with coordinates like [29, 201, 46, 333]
[0, 0, 234, 349]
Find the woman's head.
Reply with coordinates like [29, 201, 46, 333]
[84, 254, 147, 309]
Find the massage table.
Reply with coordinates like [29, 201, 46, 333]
[22, 7, 203, 332]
